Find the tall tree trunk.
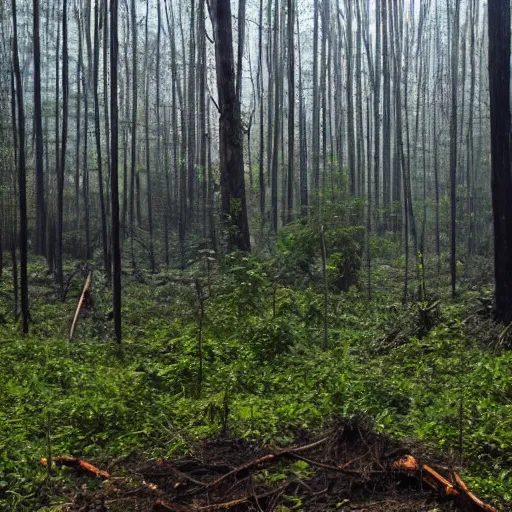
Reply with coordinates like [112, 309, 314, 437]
[450, 0, 460, 297]
[187, 0, 196, 214]
[270, 0, 280, 232]
[345, 0, 355, 196]
[258, 0, 266, 224]
[12, 0, 29, 333]
[488, 0, 512, 323]
[56, 0, 69, 300]
[286, 0, 294, 222]
[33, 0, 46, 255]
[211, 0, 251, 252]
[236, 0, 246, 102]
[312, 0, 320, 193]
[144, 0, 155, 272]
[129, 0, 137, 267]
[297, 13, 308, 210]
[381, 0, 391, 218]
[111, 0, 122, 342]
[94, 0, 111, 280]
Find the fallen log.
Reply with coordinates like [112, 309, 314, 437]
[41, 455, 110, 479]
[69, 271, 92, 341]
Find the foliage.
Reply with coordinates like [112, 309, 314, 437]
[0, 233, 510, 510]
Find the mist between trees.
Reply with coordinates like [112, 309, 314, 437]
[1, 0, 511, 339]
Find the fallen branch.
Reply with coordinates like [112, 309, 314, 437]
[454, 472, 497, 512]
[421, 464, 459, 498]
[202, 437, 328, 489]
[69, 271, 92, 341]
[41, 455, 110, 479]
[392, 455, 496, 511]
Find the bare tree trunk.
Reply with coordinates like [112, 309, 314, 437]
[144, 0, 155, 272]
[286, 0, 294, 223]
[450, 0, 460, 297]
[211, 0, 251, 252]
[111, 0, 122, 342]
[271, 0, 280, 231]
[12, 0, 29, 333]
[381, 0, 391, 219]
[488, 0, 512, 323]
[257, 0, 265, 225]
[236, 0, 246, 103]
[129, 0, 137, 268]
[33, 0, 46, 255]
[187, 0, 196, 215]
[297, 14, 308, 210]
[56, 0, 69, 300]
[312, 0, 320, 193]
[94, 0, 111, 280]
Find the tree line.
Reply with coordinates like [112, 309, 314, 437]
[1, 0, 512, 339]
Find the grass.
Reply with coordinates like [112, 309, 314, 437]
[0, 252, 510, 510]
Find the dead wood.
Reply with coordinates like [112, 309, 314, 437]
[69, 270, 92, 341]
[41, 455, 110, 479]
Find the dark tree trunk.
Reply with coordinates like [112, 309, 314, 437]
[56, 0, 69, 300]
[211, 0, 251, 252]
[111, 0, 122, 342]
[129, 0, 137, 268]
[258, 0, 265, 224]
[12, 0, 29, 333]
[236, 0, 246, 103]
[144, 0, 155, 272]
[381, 0, 391, 217]
[33, 0, 46, 255]
[94, 0, 111, 280]
[488, 0, 512, 323]
[450, 0, 460, 297]
[286, 0, 294, 222]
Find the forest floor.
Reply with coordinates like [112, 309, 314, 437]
[0, 249, 510, 511]
[48, 418, 466, 511]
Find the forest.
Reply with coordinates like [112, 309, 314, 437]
[1, 0, 512, 509]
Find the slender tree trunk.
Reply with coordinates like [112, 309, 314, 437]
[450, 0, 460, 297]
[94, 0, 111, 280]
[270, 0, 280, 231]
[258, 0, 265, 224]
[286, 0, 294, 223]
[236, 0, 246, 102]
[144, 0, 155, 272]
[56, 0, 69, 300]
[33, 0, 46, 255]
[312, 0, 320, 193]
[297, 14, 308, 210]
[12, 0, 29, 333]
[111, 0, 122, 342]
[381, 0, 391, 219]
[129, 0, 137, 267]
[187, 0, 196, 214]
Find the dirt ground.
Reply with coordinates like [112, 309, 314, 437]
[55, 418, 485, 512]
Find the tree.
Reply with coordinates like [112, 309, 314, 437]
[33, 0, 46, 255]
[450, 0, 460, 297]
[211, 0, 251, 252]
[12, 0, 29, 333]
[111, 0, 122, 341]
[488, 0, 512, 323]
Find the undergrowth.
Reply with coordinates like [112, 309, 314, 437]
[0, 240, 510, 510]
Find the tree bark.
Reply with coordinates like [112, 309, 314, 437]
[211, 0, 251, 252]
[488, 0, 512, 323]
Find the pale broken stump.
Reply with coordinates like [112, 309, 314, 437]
[69, 270, 92, 341]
